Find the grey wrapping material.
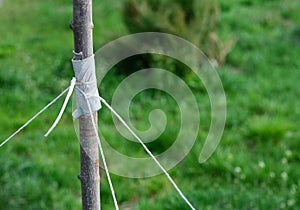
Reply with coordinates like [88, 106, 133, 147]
[72, 54, 101, 118]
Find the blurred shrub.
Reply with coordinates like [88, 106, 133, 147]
[123, 0, 235, 68]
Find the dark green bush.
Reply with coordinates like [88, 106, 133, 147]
[123, 0, 235, 67]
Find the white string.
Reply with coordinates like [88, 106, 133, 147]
[0, 86, 71, 148]
[97, 96, 196, 210]
[76, 87, 120, 210]
[44, 77, 76, 137]
[1, 77, 195, 210]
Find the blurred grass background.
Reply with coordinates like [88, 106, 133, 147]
[0, 0, 300, 209]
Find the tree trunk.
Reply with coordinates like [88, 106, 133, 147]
[71, 0, 100, 209]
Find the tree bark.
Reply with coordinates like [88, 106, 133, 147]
[71, 0, 100, 209]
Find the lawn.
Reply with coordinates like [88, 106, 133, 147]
[0, 0, 300, 209]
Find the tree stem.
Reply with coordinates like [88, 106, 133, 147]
[72, 0, 100, 209]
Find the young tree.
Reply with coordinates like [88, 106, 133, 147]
[71, 0, 100, 209]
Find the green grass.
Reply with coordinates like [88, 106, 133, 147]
[1, 0, 300, 209]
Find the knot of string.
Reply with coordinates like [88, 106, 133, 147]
[44, 78, 76, 137]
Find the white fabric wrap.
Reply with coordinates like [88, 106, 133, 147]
[72, 54, 101, 118]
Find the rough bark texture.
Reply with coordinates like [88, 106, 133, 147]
[72, 0, 100, 209]
[72, 0, 94, 58]
[78, 114, 100, 210]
